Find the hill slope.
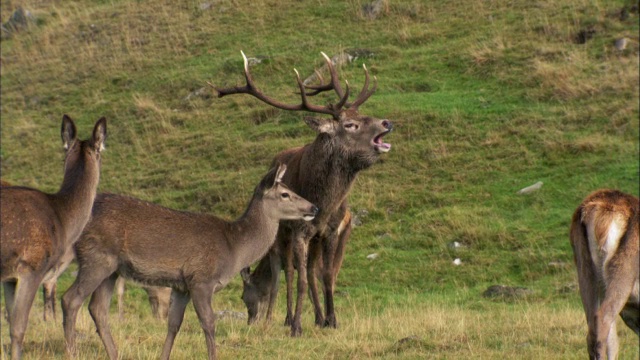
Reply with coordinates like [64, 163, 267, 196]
[1, 0, 638, 358]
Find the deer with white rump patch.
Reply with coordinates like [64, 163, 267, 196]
[212, 51, 392, 336]
[570, 189, 639, 359]
[1, 115, 107, 360]
[62, 164, 317, 360]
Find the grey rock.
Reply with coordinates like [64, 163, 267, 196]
[362, 0, 388, 20]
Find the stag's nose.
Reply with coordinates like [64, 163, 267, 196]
[382, 120, 393, 131]
[310, 205, 319, 216]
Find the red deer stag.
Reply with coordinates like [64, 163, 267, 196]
[241, 202, 351, 325]
[570, 189, 639, 359]
[212, 51, 392, 336]
[62, 164, 317, 360]
[1, 115, 107, 360]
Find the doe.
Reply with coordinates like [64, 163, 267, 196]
[570, 189, 639, 359]
[1, 115, 107, 360]
[62, 164, 317, 360]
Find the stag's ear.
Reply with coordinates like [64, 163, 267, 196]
[61, 114, 78, 150]
[92, 117, 107, 152]
[274, 163, 287, 186]
[304, 116, 336, 135]
[240, 267, 251, 285]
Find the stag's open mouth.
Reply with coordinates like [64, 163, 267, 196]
[303, 214, 316, 221]
[373, 130, 392, 153]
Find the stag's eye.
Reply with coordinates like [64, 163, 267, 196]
[281, 192, 290, 199]
[344, 123, 359, 130]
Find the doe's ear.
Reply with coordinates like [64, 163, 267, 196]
[240, 268, 251, 285]
[274, 163, 287, 186]
[92, 117, 107, 152]
[61, 114, 77, 150]
[304, 116, 336, 135]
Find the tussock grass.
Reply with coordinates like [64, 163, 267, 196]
[1, 0, 638, 358]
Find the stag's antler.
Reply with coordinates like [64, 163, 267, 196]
[210, 51, 376, 119]
[303, 52, 377, 110]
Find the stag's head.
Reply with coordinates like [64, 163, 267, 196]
[212, 52, 392, 168]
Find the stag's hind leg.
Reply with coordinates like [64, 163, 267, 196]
[88, 273, 119, 360]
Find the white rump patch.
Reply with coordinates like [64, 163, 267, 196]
[587, 215, 625, 270]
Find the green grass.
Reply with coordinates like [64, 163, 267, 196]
[1, 0, 639, 358]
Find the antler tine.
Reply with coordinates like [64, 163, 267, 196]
[320, 51, 346, 99]
[302, 69, 331, 96]
[348, 64, 377, 109]
[335, 80, 350, 110]
[213, 51, 338, 117]
[295, 69, 341, 119]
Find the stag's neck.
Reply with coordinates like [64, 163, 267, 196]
[303, 138, 359, 196]
[53, 160, 100, 244]
[227, 198, 280, 274]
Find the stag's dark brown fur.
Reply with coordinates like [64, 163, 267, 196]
[0, 115, 106, 360]
[215, 52, 392, 336]
[570, 189, 639, 359]
[61, 164, 317, 360]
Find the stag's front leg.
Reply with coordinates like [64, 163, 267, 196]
[284, 240, 295, 327]
[321, 231, 339, 328]
[191, 284, 217, 360]
[160, 290, 190, 360]
[292, 237, 310, 337]
[307, 237, 324, 326]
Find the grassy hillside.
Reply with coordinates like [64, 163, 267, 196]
[1, 0, 638, 359]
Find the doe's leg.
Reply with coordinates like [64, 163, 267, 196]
[88, 274, 119, 360]
[191, 284, 217, 360]
[8, 274, 43, 360]
[160, 290, 190, 360]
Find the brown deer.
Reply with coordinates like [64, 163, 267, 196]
[1, 115, 107, 360]
[570, 189, 639, 359]
[213, 51, 392, 336]
[1, 179, 74, 322]
[240, 203, 351, 325]
[61, 164, 318, 360]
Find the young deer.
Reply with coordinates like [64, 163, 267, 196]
[61, 164, 317, 360]
[570, 189, 639, 359]
[1, 115, 107, 360]
[213, 51, 392, 336]
[240, 203, 351, 325]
